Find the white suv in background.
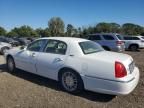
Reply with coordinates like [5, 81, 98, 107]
[123, 36, 144, 51]
[88, 33, 125, 52]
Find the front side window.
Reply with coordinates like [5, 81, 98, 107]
[79, 41, 104, 54]
[132, 37, 140, 40]
[123, 36, 132, 40]
[27, 39, 47, 52]
[44, 40, 67, 55]
[103, 35, 115, 40]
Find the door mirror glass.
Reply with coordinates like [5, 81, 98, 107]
[20, 46, 26, 50]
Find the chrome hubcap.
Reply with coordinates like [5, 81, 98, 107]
[62, 72, 78, 91]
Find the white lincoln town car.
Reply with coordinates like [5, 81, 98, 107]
[5, 37, 139, 95]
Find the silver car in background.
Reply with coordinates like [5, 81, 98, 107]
[0, 42, 11, 54]
[88, 33, 125, 52]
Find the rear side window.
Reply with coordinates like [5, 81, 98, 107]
[103, 35, 114, 40]
[89, 35, 101, 40]
[79, 41, 104, 54]
[124, 37, 140, 40]
[44, 40, 67, 55]
[123, 37, 132, 40]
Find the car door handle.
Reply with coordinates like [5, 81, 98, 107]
[55, 58, 63, 62]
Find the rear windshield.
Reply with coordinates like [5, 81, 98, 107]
[79, 41, 104, 54]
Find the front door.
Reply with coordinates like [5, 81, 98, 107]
[15, 39, 48, 73]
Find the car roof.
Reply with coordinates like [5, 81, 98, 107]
[39, 37, 88, 43]
[124, 36, 143, 38]
[135, 35, 144, 37]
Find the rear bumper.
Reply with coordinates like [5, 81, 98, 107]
[82, 67, 139, 95]
[112, 45, 125, 52]
[114, 46, 125, 52]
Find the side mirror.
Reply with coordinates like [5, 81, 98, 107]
[20, 46, 25, 50]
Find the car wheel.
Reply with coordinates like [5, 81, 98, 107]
[102, 46, 110, 51]
[130, 45, 138, 51]
[1, 47, 9, 55]
[59, 69, 84, 93]
[7, 57, 15, 73]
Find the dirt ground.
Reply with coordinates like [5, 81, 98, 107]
[0, 50, 144, 108]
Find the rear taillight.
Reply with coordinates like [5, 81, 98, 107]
[115, 61, 127, 78]
[116, 41, 124, 45]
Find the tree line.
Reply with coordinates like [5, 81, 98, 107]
[0, 17, 144, 38]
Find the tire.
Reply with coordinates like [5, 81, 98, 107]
[59, 69, 84, 94]
[7, 56, 16, 73]
[103, 46, 110, 51]
[130, 45, 138, 51]
[1, 47, 9, 55]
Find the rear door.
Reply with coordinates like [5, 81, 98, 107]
[102, 35, 116, 50]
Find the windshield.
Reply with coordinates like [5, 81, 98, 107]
[79, 41, 104, 54]
[116, 35, 124, 40]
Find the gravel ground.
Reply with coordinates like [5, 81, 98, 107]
[0, 50, 144, 108]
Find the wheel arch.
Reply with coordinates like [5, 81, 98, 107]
[58, 66, 85, 92]
[58, 67, 80, 79]
[58, 67, 84, 84]
[128, 44, 139, 49]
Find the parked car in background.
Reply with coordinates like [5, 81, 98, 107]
[123, 36, 144, 51]
[0, 42, 11, 54]
[6, 37, 20, 46]
[26, 37, 35, 42]
[140, 36, 144, 39]
[5, 37, 139, 95]
[13, 37, 31, 46]
[88, 33, 125, 52]
[0, 36, 19, 46]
